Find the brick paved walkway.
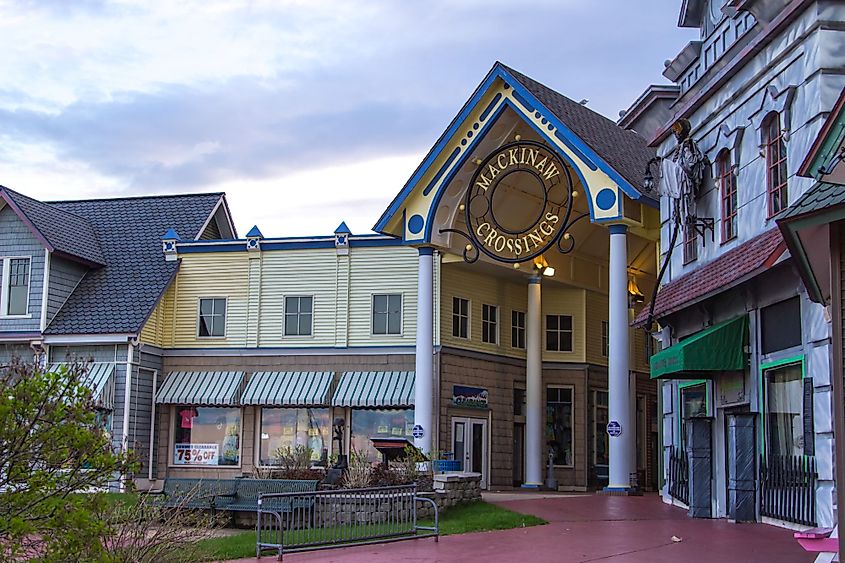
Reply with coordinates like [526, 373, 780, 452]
[230, 492, 814, 562]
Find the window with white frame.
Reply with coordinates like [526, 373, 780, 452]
[2, 257, 31, 316]
[546, 386, 573, 466]
[546, 314, 573, 352]
[511, 310, 525, 349]
[452, 297, 469, 339]
[601, 320, 609, 357]
[372, 294, 401, 335]
[198, 298, 226, 337]
[482, 304, 498, 344]
[284, 296, 313, 336]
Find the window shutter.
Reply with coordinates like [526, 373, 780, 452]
[803, 377, 815, 456]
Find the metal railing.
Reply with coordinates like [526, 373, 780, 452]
[667, 446, 689, 505]
[256, 483, 438, 560]
[760, 455, 817, 526]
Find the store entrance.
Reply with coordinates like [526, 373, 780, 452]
[452, 417, 488, 489]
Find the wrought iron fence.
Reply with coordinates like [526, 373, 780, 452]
[759, 455, 817, 526]
[667, 446, 689, 505]
[256, 483, 439, 560]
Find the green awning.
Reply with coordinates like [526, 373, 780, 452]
[49, 362, 117, 410]
[241, 371, 333, 406]
[155, 371, 245, 406]
[650, 316, 748, 380]
[332, 371, 415, 407]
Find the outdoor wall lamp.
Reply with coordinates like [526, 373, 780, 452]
[534, 256, 555, 277]
[628, 277, 645, 305]
[642, 156, 662, 193]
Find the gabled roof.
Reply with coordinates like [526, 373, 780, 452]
[0, 186, 105, 266]
[798, 86, 845, 178]
[500, 64, 657, 198]
[634, 228, 786, 325]
[44, 192, 225, 335]
[779, 182, 845, 221]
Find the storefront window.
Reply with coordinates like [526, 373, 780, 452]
[259, 408, 330, 465]
[350, 409, 414, 462]
[593, 390, 609, 466]
[172, 406, 241, 466]
[546, 386, 573, 466]
[680, 382, 707, 449]
[765, 363, 806, 457]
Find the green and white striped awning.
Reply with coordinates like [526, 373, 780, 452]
[332, 371, 415, 407]
[49, 362, 116, 410]
[241, 372, 332, 406]
[155, 371, 245, 406]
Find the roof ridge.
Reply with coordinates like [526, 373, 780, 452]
[47, 191, 225, 205]
[0, 185, 95, 223]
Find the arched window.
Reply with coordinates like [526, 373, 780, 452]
[763, 113, 788, 216]
[716, 149, 737, 242]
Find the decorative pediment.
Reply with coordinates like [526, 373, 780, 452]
[375, 63, 655, 245]
[749, 84, 797, 143]
[705, 122, 746, 169]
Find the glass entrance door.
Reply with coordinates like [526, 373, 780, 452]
[452, 417, 488, 488]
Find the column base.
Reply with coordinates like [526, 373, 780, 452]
[521, 483, 542, 489]
[600, 486, 644, 496]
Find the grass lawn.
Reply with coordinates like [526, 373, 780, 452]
[193, 500, 545, 561]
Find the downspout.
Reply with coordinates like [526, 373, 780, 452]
[148, 368, 158, 482]
[120, 339, 137, 491]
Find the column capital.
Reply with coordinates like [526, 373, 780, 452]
[417, 246, 435, 256]
[528, 274, 542, 284]
[608, 223, 628, 235]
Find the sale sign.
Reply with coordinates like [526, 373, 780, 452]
[173, 443, 219, 465]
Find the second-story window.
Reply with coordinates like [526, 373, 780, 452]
[372, 294, 401, 335]
[284, 296, 313, 336]
[601, 320, 609, 358]
[198, 298, 226, 337]
[683, 223, 698, 264]
[511, 310, 526, 349]
[5, 257, 30, 316]
[452, 297, 469, 339]
[764, 112, 788, 216]
[482, 304, 498, 344]
[546, 314, 573, 352]
[716, 149, 737, 242]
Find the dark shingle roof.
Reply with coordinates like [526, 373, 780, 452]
[779, 182, 845, 221]
[633, 228, 786, 325]
[502, 64, 658, 197]
[0, 186, 105, 265]
[44, 192, 224, 335]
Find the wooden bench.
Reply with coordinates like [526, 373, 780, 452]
[148, 477, 320, 514]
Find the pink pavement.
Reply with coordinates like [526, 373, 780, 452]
[227, 493, 814, 562]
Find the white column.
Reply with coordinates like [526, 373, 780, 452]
[414, 247, 434, 454]
[524, 275, 543, 487]
[608, 224, 633, 490]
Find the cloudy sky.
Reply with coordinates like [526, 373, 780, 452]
[0, 0, 693, 237]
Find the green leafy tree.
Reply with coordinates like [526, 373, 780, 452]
[0, 360, 135, 560]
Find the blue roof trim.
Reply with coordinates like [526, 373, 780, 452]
[246, 225, 263, 238]
[423, 98, 600, 240]
[374, 62, 649, 236]
[176, 236, 405, 253]
[373, 65, 503, 233]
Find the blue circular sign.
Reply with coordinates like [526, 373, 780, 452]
[412, 424, 424, 439]
[607, 421, 622, 437]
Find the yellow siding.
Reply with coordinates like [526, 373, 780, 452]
[542, 287, 586, 363]
[257, 248, 340, 347]
[140, 281, 175, 347]
[172, 253, 250, 347]
[348, 246, 419, 347]
[585, 290, 608, 366]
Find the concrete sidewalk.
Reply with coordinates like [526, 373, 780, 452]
[228, 492, 814, 562]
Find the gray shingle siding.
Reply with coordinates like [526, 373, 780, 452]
[0, 206, 45, 333]
[47, 256, 88, 325]
[133, 348, 163, 477]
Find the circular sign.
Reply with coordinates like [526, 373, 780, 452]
[606, 421, 623, 437]
[412, 424, 425, 439]
[464, 140, 573, 263]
